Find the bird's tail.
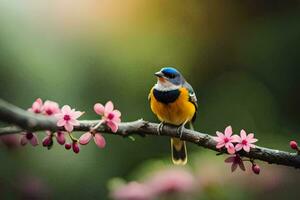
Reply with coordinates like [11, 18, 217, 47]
[171, 121, 193, 165]
[171, 138, 187, 165]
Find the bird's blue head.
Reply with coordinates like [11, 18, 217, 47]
[154, 67, 184, 90]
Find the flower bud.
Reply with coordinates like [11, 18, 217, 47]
[72, 142, 80, 154]
[42, 136, 53, 149]
[56, 132, 66, 145]
[252, 164, 260, 175]
[26, 132, 34, 140]
[289, 141, 298, 150]
[65, 143, 71, 150]
[79, 132, 92, 145]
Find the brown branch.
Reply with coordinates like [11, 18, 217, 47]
[0, 99, 300, 169]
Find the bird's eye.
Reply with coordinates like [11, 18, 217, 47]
[164, 72, 176, 79]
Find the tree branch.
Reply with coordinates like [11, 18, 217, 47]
[0, 99, 300, 169]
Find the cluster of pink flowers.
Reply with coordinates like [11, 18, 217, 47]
[213, 126, 258, 155]
[21, 98, 61, 147]
[111, 168, 195, 200]
[78, 101, 121, 148]
[20, 98, 121, 154]
[213, 126, 260, 174]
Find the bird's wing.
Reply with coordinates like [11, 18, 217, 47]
[183, 81, 198, 110]
[183, 81, 198, 123]
[148, 87, 157, 115]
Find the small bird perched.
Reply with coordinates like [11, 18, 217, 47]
[148, 67, 198, 165]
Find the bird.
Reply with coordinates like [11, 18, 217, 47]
[148, 67, 198, 165]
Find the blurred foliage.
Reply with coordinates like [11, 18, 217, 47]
[0, 0, 300, 199]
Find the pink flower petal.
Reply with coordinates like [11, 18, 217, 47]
[112, 110, 121, 118]
[247, 133, 254, 139]
[32, 102, 41, 110]
[226, 143, 235, 154]
[225, 142, 232, 149]
[113, 117, 121, 124]
[20, 136, 28, 146]
[250, 138, 258, 143]
[45, 130, 52, 136]
[105, 101, 114, 114]
[43, 100, 60, 115]
[224, 126, 232, 137]
[216, 142, 225, 149]
[35, 98, 43, 105]
[94, 103, 105, 115]
[216, 131, 224, 138]
[69, 119, 80, 126]
[29, 134, 39, 146]
[57, 119, 66, 127]
[113, 118, 121, 124]
[61, 105, 71, 113]
[235, 144, 243, 152]
[55, 113, 63, 119]
[107, 121, 118, 133]
[64, 123, 74, 132]
[243, 145, 250, 152]
[212, 136, 222, 143]
[94, 133, 106, 148]
[79, 132, 93, 145]
[240, 129, 247, 139]
[73, 111, 83, 119]
[230, 135, 240, 143]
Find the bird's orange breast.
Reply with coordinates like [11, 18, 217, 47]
[149, 87, 196, 125]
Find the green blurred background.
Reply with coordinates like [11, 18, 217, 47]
[0, 0, 300, 199]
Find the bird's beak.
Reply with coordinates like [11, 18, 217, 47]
[154, 71, 164, 78]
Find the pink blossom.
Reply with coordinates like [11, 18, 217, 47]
[225, 155, 245, 172]
[146, 169, 195, 195]
[79, 132, 106, 149]
[235, 129, 258, 152]
[28, 98, 43, 113]
[213, 126, 238, 154]
[111, 182, 153, 200]
[56, 105, 83, 132]
[43, 100, 60, 116]
[20, 132, 39, 146]
[94, 101, 121, 133]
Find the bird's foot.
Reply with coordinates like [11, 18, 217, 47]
[177, 125, 184, 139]
[177, 120, 188, 139]
[157, 122, 165, 135]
